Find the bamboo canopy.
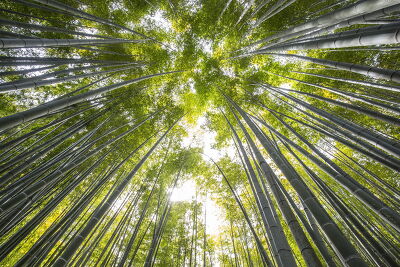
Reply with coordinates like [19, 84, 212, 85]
[0, 0, 399, 266]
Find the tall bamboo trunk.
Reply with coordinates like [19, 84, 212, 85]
[262, 53, 400, 83]
[258, 25, 400, 52]
[226, 111, 321, 267]
[254, 0, 400, 43]
[226, 95, 367, 266]
[53, 118, 180, 266]
[0, 71, 180, 131]
[209, 157, 273, 266]
[0, 37, 146, 49]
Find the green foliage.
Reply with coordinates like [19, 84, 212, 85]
[0, 0, 399, 266]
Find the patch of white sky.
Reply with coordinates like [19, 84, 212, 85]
[139, 8, 215, 59]
[251, 63, 260, 71]
[170, 115, 238, 236]
[180, 116, 236, 162]
[183, 0, 202, 14]
[198, 38, 213, 55]
[140, 9, 180, 52]
[110, 1, 127, 12]
[170, 179, 225, 237]
[252, 85, 264, 95]
[79, 22, 100, 36]
[279, 83, 292, 89]
[193, 67, 202, 73]
[141, 9, 173, 33]
[221, 66, 235, 78]
[187, 78, 196, 93]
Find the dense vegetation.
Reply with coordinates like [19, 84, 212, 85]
[0, 0, 399, 266]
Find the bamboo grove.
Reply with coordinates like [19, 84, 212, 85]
[0, 0, 399, 266]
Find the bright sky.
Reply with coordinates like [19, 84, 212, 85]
[198, 38, 213, 55]
[173, 115, 238, 237]
[181, 115, 236, 161]
[142, 10, 173, 32]
[221, 66, 235, 78]
[170, 179, 225, 236]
